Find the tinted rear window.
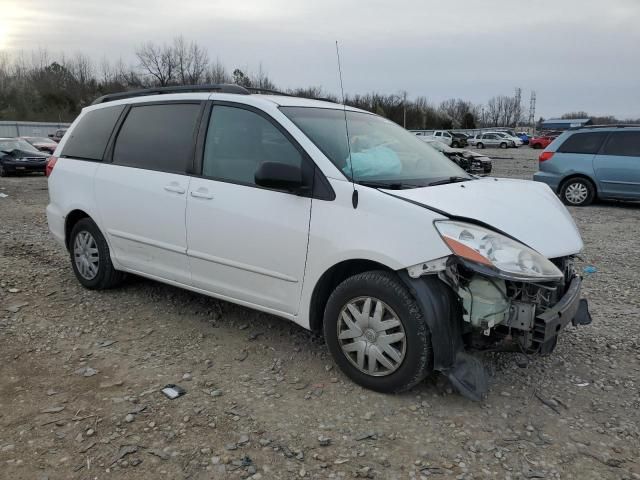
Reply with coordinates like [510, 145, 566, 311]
[557, 132, 608, 154]
[61, 106, 124, 161]
[601, 131, 640, 157]
[113, 103, 201, 173]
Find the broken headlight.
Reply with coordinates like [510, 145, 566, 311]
[434, 220, 563, 281]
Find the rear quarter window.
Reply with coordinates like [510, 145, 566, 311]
[557, 132, 609, 154]
[61, 106, 124, 161]
[601, 131, 640, 157]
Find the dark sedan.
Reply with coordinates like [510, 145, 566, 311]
[0, 138, 49, 176]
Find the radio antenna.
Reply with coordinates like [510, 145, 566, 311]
[335, 41, 358, 208]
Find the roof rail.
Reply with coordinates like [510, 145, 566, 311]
[91, 84, 250, 105]
[245, 87, 294, 97]
[246, 87, 337, 104]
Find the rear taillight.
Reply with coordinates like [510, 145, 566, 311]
[45, 156, 58, 177]
[539, 151, 554, 162]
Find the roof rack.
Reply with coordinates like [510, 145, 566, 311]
[91, 84, 250, 105]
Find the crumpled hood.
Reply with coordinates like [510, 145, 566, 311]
[386, 178, 583, 258]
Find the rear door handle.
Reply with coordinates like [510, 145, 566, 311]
[190, 189, 214, 200]
[164, 184, 186, 194]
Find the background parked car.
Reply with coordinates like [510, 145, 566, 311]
[468, 133, 514, 149]
[0, 138, 49, 176]
[450, 131, 468, 148]
[413, 130, 453, 146]
[529, 134, 557, 149]
[19, 136, 58, 154]
[533, 126, 640, 206]
[48, 128, 67, 143]
[425, 139, 492, 173]
[515, 132, 530, 144]
[492, 131, 522, 147]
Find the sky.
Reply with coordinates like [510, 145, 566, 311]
[2, 0, 640, 119]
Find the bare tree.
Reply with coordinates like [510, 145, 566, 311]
[174, 36, 208, 85]
[206, 58, 231, 84]
[135, 42, 177, 86]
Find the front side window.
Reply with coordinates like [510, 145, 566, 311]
[202, 105, 303, 186]
[557, 132, 608, 155]
[113, 103, 201, 172]
[601, 131, 640, 157]
[281, 107, 466, 186]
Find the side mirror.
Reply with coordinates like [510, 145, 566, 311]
[255, 161, 304, 192]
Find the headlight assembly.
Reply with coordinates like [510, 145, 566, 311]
[434, 220, 563, 281]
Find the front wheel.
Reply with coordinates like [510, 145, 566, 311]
[69, 218, 125, 289]
[323, 271, 432, 393]
[0, 164, 8, 177]
[500, 142, 507, 149]
[560, 177, 595, 206]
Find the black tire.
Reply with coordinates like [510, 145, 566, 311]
[0, 165, 9, 177]
[69, 218, 125, 289]
[532, 143, 542, 149]
[476, 142, 484, 149]
[500, 142, 507, 149]
[484, 164, 492, 174]
[559, 177, 596, 207]
[452, 141, 460, 148]
[323, 271, 432, 393]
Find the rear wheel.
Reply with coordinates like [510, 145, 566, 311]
[323, 271, 432, 393]
[452, 141, 460, 148]
[532, 143, 542, 149]
[0, 165, 9, 177]
[560, 177, 595, 206]
[69, 218, 125, 289]
[476, 142, 484, 149]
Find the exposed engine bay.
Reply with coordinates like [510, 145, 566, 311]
[439, 256, 588, 355]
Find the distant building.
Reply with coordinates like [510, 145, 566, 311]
[540, 118, 593, 130]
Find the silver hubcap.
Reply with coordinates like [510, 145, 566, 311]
[337, 297, 406, 377]
[565, 182, 588, 204]
[73, 231, 99, 280]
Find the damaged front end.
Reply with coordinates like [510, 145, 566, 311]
[401, 221, 591, 401]
[442, 256, 591, 355]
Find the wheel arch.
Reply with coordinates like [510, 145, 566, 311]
[64, 209, 92, 250]
[308, 259, 394, 332]
[558, 173, 598, 196]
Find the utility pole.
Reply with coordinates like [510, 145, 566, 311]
[528, 91, 537, 135]
[403, 91, 407, 128]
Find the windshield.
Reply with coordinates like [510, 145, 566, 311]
[0, 139, 41, 153]
[281, 107, 468, 186]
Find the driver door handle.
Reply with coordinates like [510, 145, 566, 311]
[190, 189, 214, 200]
[164, 184, 186, 194]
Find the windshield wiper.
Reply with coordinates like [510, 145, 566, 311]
[428, 176, 472, 186]
[356, 180, 422, 190]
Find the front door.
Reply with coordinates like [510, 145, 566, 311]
[186, 104, 312, 316]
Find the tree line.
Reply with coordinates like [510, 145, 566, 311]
[0, 38, 635, 129]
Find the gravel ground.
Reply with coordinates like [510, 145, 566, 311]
[1, 147, 639, 480]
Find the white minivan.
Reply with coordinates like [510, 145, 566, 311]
[46, 85, 591, 400]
